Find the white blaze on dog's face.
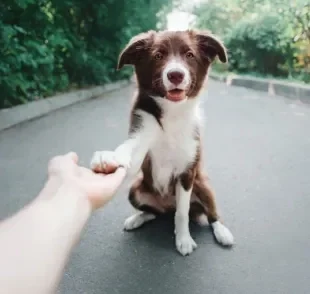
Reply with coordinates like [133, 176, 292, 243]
[117, 30, 228, 101]
[162, 58, 191, 102]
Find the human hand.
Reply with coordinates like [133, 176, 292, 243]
[47, 152, 126, 210]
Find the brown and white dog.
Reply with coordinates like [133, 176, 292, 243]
[90, 30, 234, 256]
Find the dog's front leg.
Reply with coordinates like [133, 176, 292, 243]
[175, 169, 197, 256]
[90, 111, 159, 179]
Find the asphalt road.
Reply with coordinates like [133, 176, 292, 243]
[1, 80, 310, 294]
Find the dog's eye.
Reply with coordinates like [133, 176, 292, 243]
[154, 52, 163, 60]
[186, 52, 194, 59]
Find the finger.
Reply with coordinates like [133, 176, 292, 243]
[79, 166, 93, 176]
[93, 167, 126, 193]
[104, 167, 127, 189]
[111, 166, 126, 178]
[93, 163, 117, 174]
[65, 152, 79, 164]
[88, 168, 127, 209]
[115, 166, 127, 178]
[102, 163, 119, 174]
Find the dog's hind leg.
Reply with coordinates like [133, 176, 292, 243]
[189, 201, 209, 226]
[124, 211, 156, 231]
[193, 172, 234, 246]
[124, 176, 163, 231]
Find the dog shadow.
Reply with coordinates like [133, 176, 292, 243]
[123, 213, 230, 254]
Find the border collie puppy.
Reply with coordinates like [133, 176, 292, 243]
[90, 30, 234, 256]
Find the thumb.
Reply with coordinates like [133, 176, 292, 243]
[65, 152, 79, 164]
[100, 167, 127, 196]
[107, 167, 127, 187]
[90, 167, 127, 210]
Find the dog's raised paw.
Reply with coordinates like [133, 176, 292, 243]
[124, 212, 156, 231]
[175, 233, 197, 256]
[90, 150, 131, 173]
[211, 221, 234, 246]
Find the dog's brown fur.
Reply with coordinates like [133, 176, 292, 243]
[118, 30, 226, 226]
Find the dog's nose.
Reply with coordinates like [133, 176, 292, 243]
[167, 70, 184, 85]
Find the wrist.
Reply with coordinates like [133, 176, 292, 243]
[39, 175, 65, 200]
[54, 182, 92, 219]
[39, 176, 92, 216]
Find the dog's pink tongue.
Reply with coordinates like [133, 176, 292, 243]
[167, 90, 185, 101]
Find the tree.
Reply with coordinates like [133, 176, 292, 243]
[0, 0, 171, 108]
[193, 0, 310, 82]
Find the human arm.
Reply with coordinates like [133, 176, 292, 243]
[0, 152, 126, 294]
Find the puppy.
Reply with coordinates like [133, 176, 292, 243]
[90, 30, 234, 256]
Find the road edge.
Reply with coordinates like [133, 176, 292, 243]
[0, 80, 130, 132]
[209, 71, 310, 104]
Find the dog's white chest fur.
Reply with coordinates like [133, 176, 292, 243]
[149, 99, 200, 194]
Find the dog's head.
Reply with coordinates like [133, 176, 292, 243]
[118, 30, 227, 102]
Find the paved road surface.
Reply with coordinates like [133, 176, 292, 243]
[1, 80, 310, 294]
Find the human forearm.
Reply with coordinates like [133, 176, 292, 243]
[0, 179, 91, 294]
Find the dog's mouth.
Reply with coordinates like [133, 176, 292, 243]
[166, 89, 186, 102]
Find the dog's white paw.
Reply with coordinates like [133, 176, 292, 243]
[90, 150, 131, 173]
[212, 221, 234, 246]
[124, 212, 156, 231]
[175, 233, 197, 256]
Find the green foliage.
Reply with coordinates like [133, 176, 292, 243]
[225, 14, 293, 76]
[194, 0, 310, 83]
[0, 0, 169, 108]
[194, 0, 241, 38]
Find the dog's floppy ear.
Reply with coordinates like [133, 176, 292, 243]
[117, 30, 155, 70]
[194, 30, 227, 63]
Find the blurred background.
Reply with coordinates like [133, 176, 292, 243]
[0, 0, 309, 109]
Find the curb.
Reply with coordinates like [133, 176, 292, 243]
[0, 80, 130, 132]
[209, 72, 310, 104]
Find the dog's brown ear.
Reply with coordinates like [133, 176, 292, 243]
[194, 30, 227, 63]
[117, 30, 155, 70]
